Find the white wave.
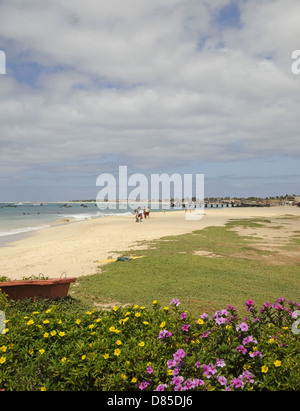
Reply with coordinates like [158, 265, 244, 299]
[0, 224, 50, 238]
[61, 211, 133, 221]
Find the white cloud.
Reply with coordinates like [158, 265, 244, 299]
[0, 0, 299, 186]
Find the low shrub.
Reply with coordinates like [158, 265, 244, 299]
[0, 295, 299, 391]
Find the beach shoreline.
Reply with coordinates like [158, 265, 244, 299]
[0, 206, 299, 280]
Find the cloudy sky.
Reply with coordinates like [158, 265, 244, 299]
[0, 0, 300, 201]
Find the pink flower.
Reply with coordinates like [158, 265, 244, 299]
[146, 365, 153, 374]
[202, 331, 211, 338]
[236, 322, 248, 332]
[167, 359, 177, 368]
[181, 324, 190, 332]
[244, 299, 255, 311]
[170, 298, 180, 306]
[217, 376, 227, 386]
[249, 351, 262, 358]
[242, 335, 258, 345]
[230, 377, 244, 388]
[158, 329, 172, 340]
[216, 359, 226, 368]
[173, 349, 186, 361]
[136, 380, 151, 390]
[236, 345, 247, 355]
[155, 384, 168, 391]
[180, 312, 187, 320]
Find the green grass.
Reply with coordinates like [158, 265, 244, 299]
[71, 219, 300, 316]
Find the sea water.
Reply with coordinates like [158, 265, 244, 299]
[0, 202, 134, 240]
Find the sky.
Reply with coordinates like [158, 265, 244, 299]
[0, 0, 300, 202]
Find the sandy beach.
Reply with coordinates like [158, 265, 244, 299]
[0, 206, 299, 280]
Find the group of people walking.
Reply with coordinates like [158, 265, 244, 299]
[135, 206, 150, 222]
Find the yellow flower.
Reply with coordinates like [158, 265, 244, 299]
[50, 330, 56, 336]
[43, 333, 49, 338]
[163, 306, 169, 310]
[29, 349, 34, 355]
[121, 374, 127, 380]
[86, 311, 93, 315]
[27, 320, 34, 325]
[135, 312, 141, 317]
[45, 309, 52, 313]
[125, 311, 131, 316]
[261, 365, 268, 373]
[39, 349, 45, 355]
[197, 318, 204, 325]
[268, 338, 275, 344]
[131, 377, 137, 383]
[58, 320, 62, 324]
[32, 311, 39, 315]
[109, 326, 116, 332]
[138, 341, 145, 347]
[116, 340, 122, 345]
[96, 318, 102, 322]
[43, 320, 50, 324]
[75, 319, 81, 325]
[88, 324, 95, 329]
[133, 305, 139, 309]
[0, 357, 6, 364]
[160, 321, 166, 328]
[61, 357, 66, 363]
[153, 300, 158, 305]
[40, 386, 46, 391]
[274, 360, 281, 367]
[140, 306, 146, 310]
[113, 306, 119, 311]
[103, 353, 109, 359]
[82, 355, 86, 360]
[114, 348, 121, 356]
[143, 321, 149, 325]
[167, 369, 173, 375]
[1, 346, 7, 352]
[59, 332, 65, 337]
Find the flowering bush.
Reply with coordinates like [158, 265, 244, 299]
[0, 294, 299, 391]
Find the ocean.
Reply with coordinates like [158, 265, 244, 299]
[0, 202, 133, 240]
[0, 201, 227, 243]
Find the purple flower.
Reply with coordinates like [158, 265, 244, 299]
[216, 359, 226, 368]
[170, 375, 184, 386]
[170, 298, 180, 307]
[241, 370, 254, 384]
[158, 329, 172, 340]
[236, 345, 247, 355]
[202, 363, 217, 379]
[230, 377, 244, 389]
[173, 348, 186, 361]
[181, 324, 190, 332]
[244, 299, 255, 311]
[242, 335, 258, 345]
[155, 384, 168, 391]
[146, 365, 153, 374]
[215, 317, 226, 325]
[180, 312, 187, 320]
[136, 380, 151, 390]
[249, 351, 262, 358]
[217, 376, 227, 386]
[236, 322, 248, 332]
[200, 313, 209, 319]
[195, 361, 201, 368]
[202, 331, 211, 338]
[167, 359, 177, 368]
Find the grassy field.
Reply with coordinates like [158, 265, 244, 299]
[71, 218, 300, 316]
